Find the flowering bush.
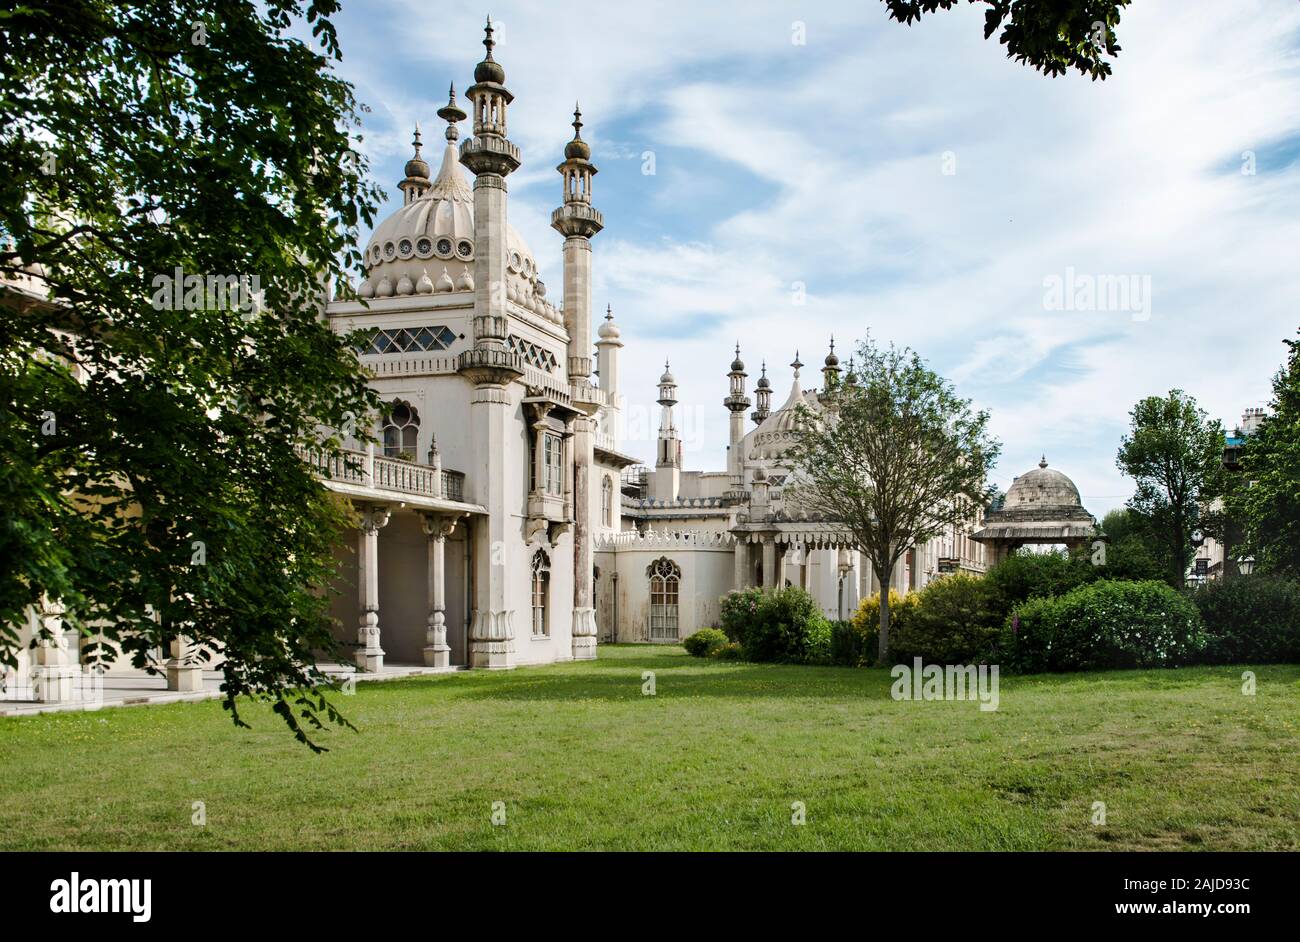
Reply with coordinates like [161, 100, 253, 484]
[740, 587, 830, 663]
[682, 627, 728, 658]
[1004, 579, 1206, 672]
[719, 587, 765, 646]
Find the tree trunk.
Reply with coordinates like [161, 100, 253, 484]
[878, 563, 891, 665]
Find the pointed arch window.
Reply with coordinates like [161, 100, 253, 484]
[531, 550, 550, 638]
[601, 475, 614, 527]
[647, 557, 681, 640]
[383, 400, 419, 459]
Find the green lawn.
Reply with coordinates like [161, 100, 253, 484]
[1, 645, 1297, 850]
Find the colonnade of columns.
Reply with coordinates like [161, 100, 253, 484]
[354, 502, 467, 673]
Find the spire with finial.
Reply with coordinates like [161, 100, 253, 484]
[437, 83, 467, 142]
[1039, 454, 1048, 469]
[791, 350, 803, 379]
[398, 122, 431, 204]
[564, 101, 592, 161]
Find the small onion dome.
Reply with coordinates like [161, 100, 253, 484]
[757, 361, 771, 388]
[659, 360, 675, 385]
[404, 124, 430, 180]
[474, 18, 505, 84]
[731, 341, 745, 373]
[416, 269, 434, 294]
[436, 267, 454, 292]
[598, 304, 621, 340]
[565, 104, 591, 160]
[824, 337, 839, 367]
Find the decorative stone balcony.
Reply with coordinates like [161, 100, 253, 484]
[301, 445, 474, 509]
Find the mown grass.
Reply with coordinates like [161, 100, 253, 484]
[1, 645, 1297, 850]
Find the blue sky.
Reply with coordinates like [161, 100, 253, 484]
[327, 0, 1300, 516]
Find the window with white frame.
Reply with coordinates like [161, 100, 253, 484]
[531, 550, 550, 637]
[647, 557, 681, 640]
[382, 400, 419, 459]
[543, 432, 564, 496]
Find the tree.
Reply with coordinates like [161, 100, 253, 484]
[1116, 391, 1224, 589]
[1095, 508, 1166, 582]
[1, 1, 383, 747]
[787, 337, 1000, 663]
[1228, 332, 1300, 576]
[881, 0, 1131, 80]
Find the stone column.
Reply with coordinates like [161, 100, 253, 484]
[421, 512, 462, 668]
[733, 539, 749, 589]
[355, 504, 391, 672]
[571, 414, 598, 660]
[460, 21, 524, 670]
[166, 634, 204, 692]
[762, 538, 777, 588]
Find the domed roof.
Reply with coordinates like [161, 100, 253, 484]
[563, 106, 591, 160]
[659, 361, 675, 385]
[474, 19, 505, 85]
[749, 360, 819, 461]
[1003, 457, 1083, 510]
[358, 140, 559, 323]
[597, 305, 621, 340]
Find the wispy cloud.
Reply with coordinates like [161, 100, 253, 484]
[336, 0, 1300, 516]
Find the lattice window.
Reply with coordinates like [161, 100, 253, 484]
[648, 557, 681, 640]
[382, 400, 419, 459]
[531, 550, 550, 637]
[506, 334, 560, 373]
[359, 325, 457, 355]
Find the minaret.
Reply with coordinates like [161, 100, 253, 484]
[652, 360, 681, 502]
[724, 343, 751, 494]
[458, 18, 524, 670]
[596, 304, 622, 397]
[751, 360, 772, 425]
[551, 103, 605, 661]
[822, 336, 841, 391]
[552, 103, 604, 383]
[459, 16, 521, 368]
[596, 303, 623, 444]
[397, 124, 431, 205]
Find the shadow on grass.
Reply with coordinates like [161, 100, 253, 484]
[352, 645, 1300, 705]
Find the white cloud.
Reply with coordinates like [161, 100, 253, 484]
[340, 0, 1300, 517]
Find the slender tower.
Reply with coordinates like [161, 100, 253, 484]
[751, 360, 772, 425]
[458, 18, 524, 669]
[652, 361, 682, 502]
[595, 304, 623, 440]
[552, 103, 605, 660]
[724, 343, 751, 496]
[822, 337, 841, 392]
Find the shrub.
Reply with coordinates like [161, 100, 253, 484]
[683, 627, 728, 658]
[984, 548, 1097, 615]
[743, 587, 829, 663]
[719, 587, 765, 646]
[1004, 579, 1206, 672]
[710, 641, 744, 660]
[850, 589, 917, 658]
[1192, 576, 1300, 664]
[890, 573, 1003, 664]
[830, 620, 872, 666]
[803, 618, 833, 665]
